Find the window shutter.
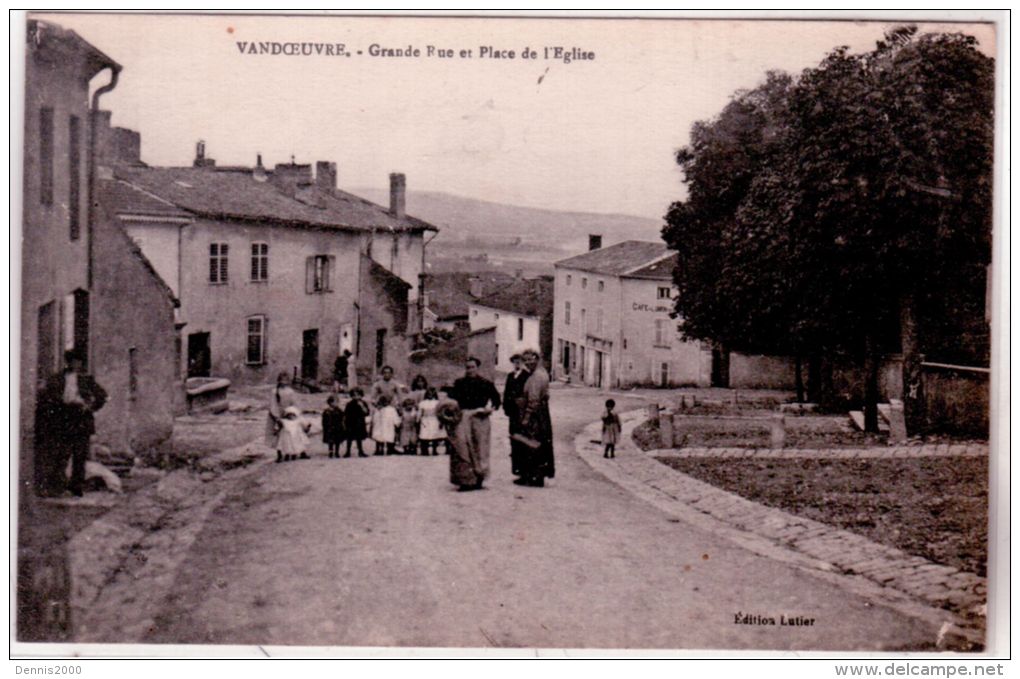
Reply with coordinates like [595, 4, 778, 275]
[220, 244, 229, 282]
[306, 256, 315, 294]
[327, 256, 336, 291]
[262, 316, 269, 363]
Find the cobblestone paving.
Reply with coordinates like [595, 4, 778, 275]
[575, 410, 987, 647]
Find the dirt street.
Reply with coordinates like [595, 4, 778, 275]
[137, 386, 938, 651]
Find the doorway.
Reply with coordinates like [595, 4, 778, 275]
[37, 300, 57, 386]
[302, 329, 319, 382]
[187, 332, 211, 377]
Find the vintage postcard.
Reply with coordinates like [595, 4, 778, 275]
[12, 10, 1006, 658]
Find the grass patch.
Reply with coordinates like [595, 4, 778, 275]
[655, 456, 988, 575]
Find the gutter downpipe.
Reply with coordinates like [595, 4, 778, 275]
[86, 64, 121, 372]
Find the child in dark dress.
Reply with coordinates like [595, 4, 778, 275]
[344, 388, 371, 458]
[322, 395, 345, 458]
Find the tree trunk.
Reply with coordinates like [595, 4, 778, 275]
[794, 354, 804, 403]
[863, 334, 880, 433]
[900, 292, 925, 435]
[807, 353, 823, 404]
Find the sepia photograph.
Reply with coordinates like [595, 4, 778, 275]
[11, 10, 1007, 660]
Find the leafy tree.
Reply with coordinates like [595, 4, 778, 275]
[664, 26, 993, 433]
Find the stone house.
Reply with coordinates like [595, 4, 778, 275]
[100, 136, 437, 387]
[468, 276, 554, 372]
[422, 271, 515, 332]
[553, 240, 714, 389]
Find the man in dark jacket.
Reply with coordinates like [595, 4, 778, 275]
[503, 353, 531, 480]
[34, 350, 107, 497]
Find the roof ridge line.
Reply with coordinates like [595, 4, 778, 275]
[620, 250, 674, 276]
[114, 177, 194, 213]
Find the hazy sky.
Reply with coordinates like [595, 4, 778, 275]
[37, 12, 995, 219]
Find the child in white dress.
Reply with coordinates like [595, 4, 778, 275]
[371, 395, 401, 456]
[278, 406, 312, 461]
[417, 387, 446, 456]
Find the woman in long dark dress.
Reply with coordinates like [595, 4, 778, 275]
[514, 349, 555, 487]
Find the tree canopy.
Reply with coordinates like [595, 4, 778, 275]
[663, 26, 994, 424]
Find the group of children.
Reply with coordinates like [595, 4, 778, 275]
[276, 389, 624, 463]
[319, 387, 448, 458]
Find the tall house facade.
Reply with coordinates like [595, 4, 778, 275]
[19, 21, 119, 497]
[552, 240, 712, 389]
[100, 138, 435, 387]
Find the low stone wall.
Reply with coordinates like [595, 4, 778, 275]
[922, 363, 989, 437]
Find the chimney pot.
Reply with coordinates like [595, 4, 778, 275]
[253, 153, 267, 182]
[193, 139, 215, 167]
[389, 172, 406, 219]
[316, 161, 337, 191]
[588, 234, 603, 251]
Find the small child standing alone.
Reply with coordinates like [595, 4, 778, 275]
[322, 395, 345, 458]
[602, 399, 621, 459]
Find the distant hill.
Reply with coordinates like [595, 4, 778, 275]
[351, 187, 665, 254]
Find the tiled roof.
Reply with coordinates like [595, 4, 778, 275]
[554, 240, 671, 277]
[100, 178, 193, 220]
[424, 271, 515, 320]
[471, 277, 554, 319]
[625, 254, 676, 281]
[112, 166, 437, 233]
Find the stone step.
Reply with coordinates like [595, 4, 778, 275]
[849, 409, 891, 433]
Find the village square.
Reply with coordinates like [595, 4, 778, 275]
[14, 14, 997, 654]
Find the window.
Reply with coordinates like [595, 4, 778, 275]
[566, 274, 572, 286]
[306, 255, 335, 293]
[209, 243, 229, 283]
[39, 108, 53, 205]
[596, 309, 603, 334]
[250, 242, 268, 281]
[582, 277, 588, 289]
[246, 316, 266, 365]
[495, 313, 500, 320]
[623, 338, 628, 350]
[654, 319, 669, 347]
[517, 317, 524, 341]
[598, 280, 604, 292]
[581, 308, 586, 333]
[495, 344, 499, 364]
[472, 309, 478, 317]
[657, 286, 672, 300]
[659, 362, 670, 387]
[564, 301, 571, 325]
[68, 116, 81, 239]
[128, 347, 138, 400]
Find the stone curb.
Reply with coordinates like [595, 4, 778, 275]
[651, 444, 987, 459]
[574, 410, 986, 650]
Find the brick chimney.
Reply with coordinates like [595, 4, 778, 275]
[253, 153, 267, 182]
[389, 172, 406, 218]
[468, 276, 483, 298]
[316, 161, 337, 191]
[272, 159, 313, 194]
[94, 110, 141, 167]
[589, 234, 603, 251]
[193, 140, 215, 167]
